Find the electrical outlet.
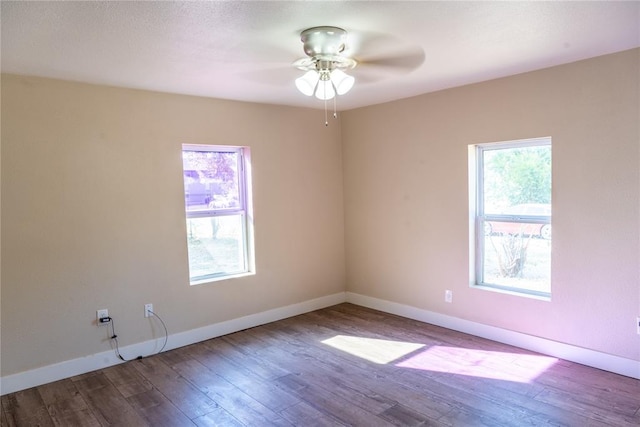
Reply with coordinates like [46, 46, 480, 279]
[96, 309, 109, 326]
[637, 317, 640, 335]
[445, 290, 453, 303]
[145, 303, 153, 318]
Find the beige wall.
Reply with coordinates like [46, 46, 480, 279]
[1, 76, 346, 375]
[342, 48, 640, 361]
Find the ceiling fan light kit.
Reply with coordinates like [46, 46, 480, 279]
[294, 70, 319, 96]
[293, 26, 357, 124]
[329, 69, 355, 96]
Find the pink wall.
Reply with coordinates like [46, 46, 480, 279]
[342, 49, 640, 361]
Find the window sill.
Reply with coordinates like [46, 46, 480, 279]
[190, 271, 255, 286]
[472, 284, 551, 301]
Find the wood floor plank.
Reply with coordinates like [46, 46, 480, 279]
[1, 402, 8, 427]
[127, 388, 196, 426]
[158, 343, 198, 367]
[37, 379, 101, 427]
[195, 333, 287, 382]
[1, 388, 54, 427]
[191, 406, 244, 427]
[534, 358, 640, 398]
[278, 401, 346, 427]
[216, 333, 292, 380]
[101, 361, 154, 398]
[4, 303, 639, 426]
[183, 342, 300, 413]
[274, 373, 396, 427]
[132, 356, 219, 420]
[72, 371, 148, 426]
[378, 403, 438, 427]
[172, 358, 293, 426]
[36, 379, 76, 404]
[520, 408, 619, 427]
[533, 386, 640, 425]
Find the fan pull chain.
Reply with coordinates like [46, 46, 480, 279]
[320, 82, 339, 126]
[324, 97, 328, 126]
[324, 80, 329, 126]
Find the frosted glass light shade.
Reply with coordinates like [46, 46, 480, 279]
[295, 70, 319, 96]
[330, 69, 355, 95]
[296, 68, 354, 100]
[315, 79, 336, 100]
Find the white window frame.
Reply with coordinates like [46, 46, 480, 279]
[182, 144, 255, 284]
[469, 137, 552, 299]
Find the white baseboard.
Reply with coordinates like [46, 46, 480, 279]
[0, 292, 347, 395]
[3, 290, 637, 395]
[345, 292, 640, 380]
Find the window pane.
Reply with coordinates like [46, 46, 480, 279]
[474, 139, 552, 296]
[186, 215, 246, 280]
[482, 146, 551, 215]
[481, 231, 551, 294]
[183, 151, 240, 212]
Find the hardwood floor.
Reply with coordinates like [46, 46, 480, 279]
[3, 303, 639, 426]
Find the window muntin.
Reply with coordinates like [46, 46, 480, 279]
[473, 138, 551, 297]
[182, 145, 254, 283]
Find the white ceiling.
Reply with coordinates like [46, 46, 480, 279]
[2, 1, 639, 111]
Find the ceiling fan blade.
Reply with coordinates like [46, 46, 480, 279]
[359, 47, 426, 71]
[350, 66, 394, 84]
[218, 29, 303, 85]
[343, 29, 425, 82]
[350, 48, 424, 84]
[237, 64, 300, 86]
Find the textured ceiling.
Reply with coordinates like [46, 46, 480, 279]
[2, 1, 639, 111]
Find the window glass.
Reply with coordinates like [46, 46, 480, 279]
[482, 145, 551, 215]
[472, 138, 552, 297]
[183, 150, 241, 213]
[182, 145, 253, 284]
[186, 215, 246, 278]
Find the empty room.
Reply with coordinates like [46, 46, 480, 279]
[1, 1, 639, 426]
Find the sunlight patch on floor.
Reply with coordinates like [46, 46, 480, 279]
[396, 345, 558, 383]
[321, 335, 425, 364]
[322, 335, 558, 383]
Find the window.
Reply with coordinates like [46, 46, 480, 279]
[182, 144, 254, 284]
[470, 137, 551, 297]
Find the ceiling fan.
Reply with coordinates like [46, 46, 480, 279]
[290, 26, 425, 124]
[292, 26, 357, 101]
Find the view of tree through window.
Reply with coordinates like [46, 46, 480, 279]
[183, 150, 240, 211]
[182, 145, 253, 283]
[474, 138, 552, 296]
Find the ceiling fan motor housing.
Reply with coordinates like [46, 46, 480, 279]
[300, 26, 347, 57]
[295, 26, 357, 72]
